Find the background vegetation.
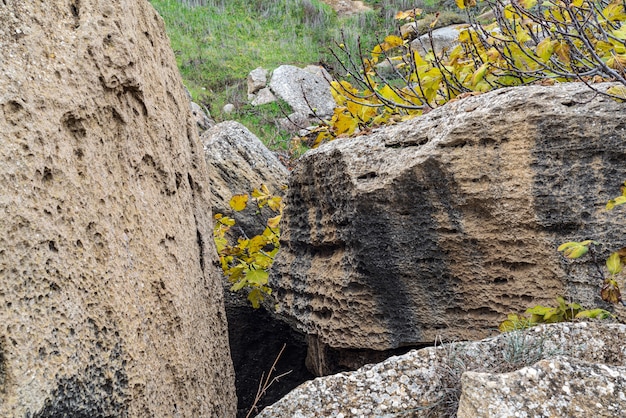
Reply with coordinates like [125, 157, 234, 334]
[148, 0, 463, 148]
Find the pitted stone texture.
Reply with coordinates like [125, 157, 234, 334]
[269, 65, 335, 118]
[271, 83, 626, 356]
[258, 322, 626, 417]
[0, 1, 236, 417]
[457, 356, 626, 418]
[202, 121, 289, 237]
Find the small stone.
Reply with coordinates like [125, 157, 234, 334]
[222, 103, 236, 114]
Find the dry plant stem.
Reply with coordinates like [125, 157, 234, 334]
[245, 343, 292, 418]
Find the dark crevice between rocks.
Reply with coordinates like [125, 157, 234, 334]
[305, 334, 430, 377]
[225, 300, 314, 418]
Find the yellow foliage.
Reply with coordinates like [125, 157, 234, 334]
[212, 185, 284, 308]
[314, 0, 626, 145]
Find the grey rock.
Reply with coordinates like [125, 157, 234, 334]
[258, 322, 626, 417]
[458, 356, 626, 418]
[247, 66, 269, 96]
[269, 64, 335, 119]
[411, 24, 464, 55]
[270, 82, 626, 374]
[251, 87, 277, 106]
[191, 101, 215, 132]
[223, 103, 236, 113]
[202, 120, 289, 238]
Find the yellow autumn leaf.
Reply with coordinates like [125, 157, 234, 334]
[267, 196, 283, 212]
[607, 251, 623, 275]
[335, 109, 358, 135]
[252, 184, 271, 199]
[229, 194, 248, 211]
[248, 235, 267, 254]
[606, 194, 626, 208]
[504, 4, 519, 19]
[612, 26, 626, 43]
[395, 8, 422, 20]
[379, 84, 404, 103]
[515, 27, 532, 44]
[557, 240, 595, 258]
[519, 0, 537, 9]
[603, 2, 626, 21]
[455, 0, 466, 10]
[535, 38, 556, 62]
[471, 63, 490, 87]
[267, 214, 281, 229]
[554, 41, 571, 64]
[383, 35, 403, 50]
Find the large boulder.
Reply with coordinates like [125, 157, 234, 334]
[269, 65, 335, 119]
[258, 322, 626, 417]
[271, 82, 626, 374]
[457, 356, 626, 417]
[202, 120, 289, 237]
[0, 1, 236, 416]
[411, 24, 464, 55]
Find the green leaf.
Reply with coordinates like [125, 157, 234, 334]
[525, 305, 552, 316]
[607, 251, 623, 275]
[557, 241, 595, 259]
[246, 269, 269, 286]
[575, 309, 613, 319]
[247, 288, 264, 309]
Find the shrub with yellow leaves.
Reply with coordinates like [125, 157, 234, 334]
[309, 0, 626, 146]
[213, 185, 284, 308]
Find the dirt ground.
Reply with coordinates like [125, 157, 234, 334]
[319, 0, 371, 16]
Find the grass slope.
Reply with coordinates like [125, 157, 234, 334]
[149, 0, 458, 148]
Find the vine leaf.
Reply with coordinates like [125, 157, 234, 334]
[229, 194, 249, 211]
[557, 240, 596, 258]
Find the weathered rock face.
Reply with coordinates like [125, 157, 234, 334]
[0, 1, 236, 416]
[268, 64, 335, 119]
[271, 83, 626, 370]
[202, 120, 289, 237]
[457, 356, 626, 417]
[258, 322, 626, 417]
[411, 25, 463, 55]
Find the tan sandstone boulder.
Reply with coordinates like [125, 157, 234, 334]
[271, 82, 626, 374]
[0, 1, 236, 416]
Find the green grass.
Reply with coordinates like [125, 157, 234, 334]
[148, 0, 459, 149]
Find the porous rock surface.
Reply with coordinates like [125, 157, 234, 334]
[271, 82, 626, 367]
[202, 120, 289, 237]
[457, 356, 626, 417]
[0, 1, 236, 416]
[258, 322, 626, 417]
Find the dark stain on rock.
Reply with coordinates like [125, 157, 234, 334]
[31, 343, 129, 418]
